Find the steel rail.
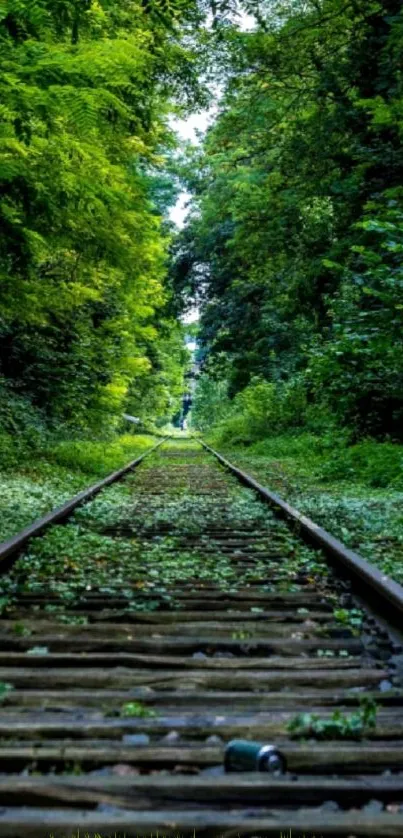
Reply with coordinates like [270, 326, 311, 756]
[200, 440, 403, 621]
[0, 437, 168, 564]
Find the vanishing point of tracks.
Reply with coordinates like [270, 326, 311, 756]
[0, 439, 403, 836]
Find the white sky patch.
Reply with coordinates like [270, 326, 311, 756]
[168, 9, 256, 230]
[182, 307, 200, 325]
[169, 6, 257, 333]
[173, 111, 212, 144]
[237, 10, 256, 30]
[168, 102, 218, 227]
[169, 10, 255, 230]
[169, 189, 192, 228]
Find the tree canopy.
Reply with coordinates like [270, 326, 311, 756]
[175, 0, 403, 439]
[1, 0, 402, 443]
[0, 0, 207, 433]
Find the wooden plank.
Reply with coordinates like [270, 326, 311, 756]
[0, 807, 403, 836]
[2, 687, 402, 710]
[0, 666, 385, 689]
[0, 742, 401, 772]
[9, 597, 338, 616]
[0, 708, 400, 739]
[3, 606, 336, 622]
[0, 631, 365, 655]
[2, 618, 353, 637]
[1, 773, 403, 808]
[173, 590, 333, 604]
[18, 589, 331, 603]
[0, 651, 366, 669]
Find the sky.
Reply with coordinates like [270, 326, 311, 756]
[168, 110, 215, 227]
[171, 10, 256, 326]
[169, 10, 256, 229]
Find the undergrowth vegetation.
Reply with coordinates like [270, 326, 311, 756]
[288, 697, 377, 741]
[179, 0, 403, 442]
[0, 446, 332, 616]
[0, 433, 157, 543]
[214, 433, 403, 586]
[46, 434, 158, 477]
[196, 379, 403, 491]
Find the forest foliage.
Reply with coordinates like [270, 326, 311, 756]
[0, 0, 209, 449]
[175, 0, 403, 443]
[2, 0, 403, 462]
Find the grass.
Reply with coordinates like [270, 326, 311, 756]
[0, 433, 158, 543]
[212, 432, 403, 585]
[47, 433, 159, 476]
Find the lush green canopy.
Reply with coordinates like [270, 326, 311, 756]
[2, 0, 403, 444]
[176, 0, 403, 440]
[0, 0, 206, 434]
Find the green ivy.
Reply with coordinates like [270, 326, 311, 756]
[288, 697, 378, 740]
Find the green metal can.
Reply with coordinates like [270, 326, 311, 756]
[224, 739, 286, 774]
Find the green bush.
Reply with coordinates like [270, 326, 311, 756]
[192, 377, 235, 433]
[247, 432, 323, 460]
[207, 376, 310, 446]
[0, 433, 21, 471]
[47, 434, 157, 477]
[0, 377, 48, 470]
[320, 440, 403, 489]
[221, 432, 402, 491]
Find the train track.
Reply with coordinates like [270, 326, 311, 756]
[0, 438, 402, 836]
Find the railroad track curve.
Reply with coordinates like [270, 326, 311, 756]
[0, 437, 402, 836]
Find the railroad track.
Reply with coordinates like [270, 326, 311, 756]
[0, 437, 402, 836]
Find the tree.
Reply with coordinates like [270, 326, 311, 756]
[0, 0, 204, 431]
[175, 0, 403, 437]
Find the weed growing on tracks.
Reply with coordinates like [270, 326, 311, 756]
[0, 443, 355, 645]
[288, 696, 378, 740]
[120, 702, 156, 718]
[0, 466, 335, 617]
